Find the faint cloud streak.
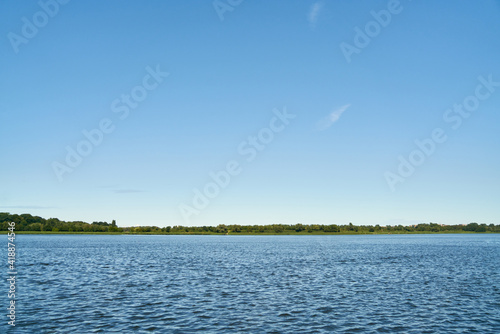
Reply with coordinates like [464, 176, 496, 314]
[308, 2, 323, 27]
[316, 104, 350, 131]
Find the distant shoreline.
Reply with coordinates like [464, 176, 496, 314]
[3, 213, 498, 235]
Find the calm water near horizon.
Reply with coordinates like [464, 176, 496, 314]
[3, 234, 500, 333]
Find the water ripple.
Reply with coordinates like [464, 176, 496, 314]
[1, 234, 499, 333]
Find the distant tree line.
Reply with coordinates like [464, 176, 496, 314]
[0, 213, 121, 232]
[1, 213, 499, 234]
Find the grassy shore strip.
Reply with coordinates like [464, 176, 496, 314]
[2, 231, 493, 235]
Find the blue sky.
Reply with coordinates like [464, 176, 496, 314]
[1, 0, 499, 227]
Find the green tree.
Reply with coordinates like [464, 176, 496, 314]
[475, 224, 487, 232]
[324, 225, 340, 233]
[294, 223, 305, 232]
[273, 225, 284, 233]
[464, 223, 479, 231]
[28, 223, 42, 231]
[216, 224, 228, 234]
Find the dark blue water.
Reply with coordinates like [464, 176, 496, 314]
[2, 234, 500, 333]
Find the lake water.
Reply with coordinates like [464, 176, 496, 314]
[3, 234, 500, 333]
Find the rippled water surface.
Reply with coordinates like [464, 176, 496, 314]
[3, 234, 500, 333]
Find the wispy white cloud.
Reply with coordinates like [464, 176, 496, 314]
[308, 2, 324, 27]
[316, 104, 350, 131]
